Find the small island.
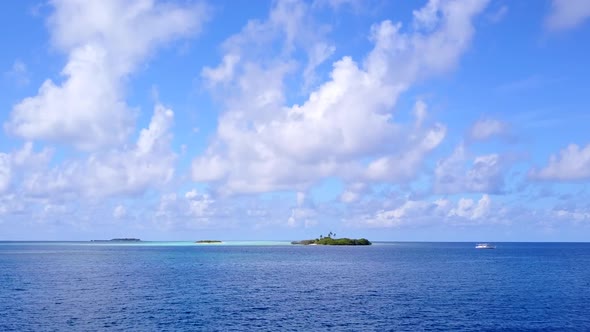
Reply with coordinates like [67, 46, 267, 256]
[195, 240, 223, 244]
[291, 232, 371, 246]
[91, 238, 141, 242]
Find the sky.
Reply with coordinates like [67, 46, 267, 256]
[0, 0, 589, 241]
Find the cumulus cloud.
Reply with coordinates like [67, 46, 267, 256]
[553, 208, 590, 223]
[434, 144, 506, 194]
[449, 194, 491, 220]
[358, 199, 449, 228]
[185, 189, 215, 219]
[351, 194, 493, 228]
[152, 188, 325, 232]
[469, 118, 508, 141]
[0, 143, 54, 195]
[340, 182, 369, 203]
[201, 54, 240, 86]
[546, 0, 590, 31]
[6, 0, 207, 150]
[154, 189, 227, 230]
[193, 0, 489, 195]
[287, 192, 318, 228]
[530, 143, 590, 181]
[0, 143, 54, 223]
[0, 153, 11, 193]
[22, 104, 176, 198]
[113, 205, 127, 219]
[364, 122, 446, 182]
[11, 142, 53, 169]
[0, 194, 25, 218]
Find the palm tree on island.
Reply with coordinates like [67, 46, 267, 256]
[291, 232, 371, 245]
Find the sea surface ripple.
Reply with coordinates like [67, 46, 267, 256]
[1, 242, 589, 331]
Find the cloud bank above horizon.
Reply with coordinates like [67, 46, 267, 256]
[0, 0, 589, 241]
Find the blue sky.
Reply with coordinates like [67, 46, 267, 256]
[1, 0, 589, 241]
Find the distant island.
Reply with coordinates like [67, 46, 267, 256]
[91, 238, 141, 242]
[292, 232, 371, 246]
[195, 240, 222, 244]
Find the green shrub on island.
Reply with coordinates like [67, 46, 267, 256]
[195, 240, 222, 243]
[292, 232, 371, 245]
[91, 238, 141, 242]
[315, 237, 371, 245]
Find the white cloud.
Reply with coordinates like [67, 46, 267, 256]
[449, 194, 491, 220]
[151, 189, 328, 231]
[302, 42, 336, 91]
[11, 142, 53, 169]
[413, 100, 428, 128]
[553, 208, 590, 222]
[352, 194, 493, 228]
[530, 143, 590, 181]
[202, 54, 240, 85]
[0, 143, 54, 195]
[364, 122, 447, 182]
[469, 118, 508, 140]
[287, 192, 317, 228]
[360, 200, 444, 228]
[6, 0, 206, 150]
[193, 0, 489, 195]
[546, 0, 590, 31]
[434, 144, 505, 194]
[22, 104, 176, 198]
[0, 153, 11, 193]
[0, 194, 25, 218]
[113, 205, 127, 219]
[287, 209, 318, 228]
[340, 182, 369, 203]
[155, 189, 222, 230]
[413, 0, 442, 31]
[185, 189, 215, 218]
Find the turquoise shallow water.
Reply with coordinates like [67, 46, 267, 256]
[0, 241, 293, 247]
[1, 242, 589, 331]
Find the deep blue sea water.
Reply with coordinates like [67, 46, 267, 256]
[1, 242, 589, 331]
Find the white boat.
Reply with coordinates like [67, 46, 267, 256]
[475, 243, 496, 249]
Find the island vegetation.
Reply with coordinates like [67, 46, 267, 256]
[91, 238, 141, 242]
[291, 232, 371, 246]
[195, 240, 223, 244]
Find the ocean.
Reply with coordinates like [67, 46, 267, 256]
[1, 242, 589, 331]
